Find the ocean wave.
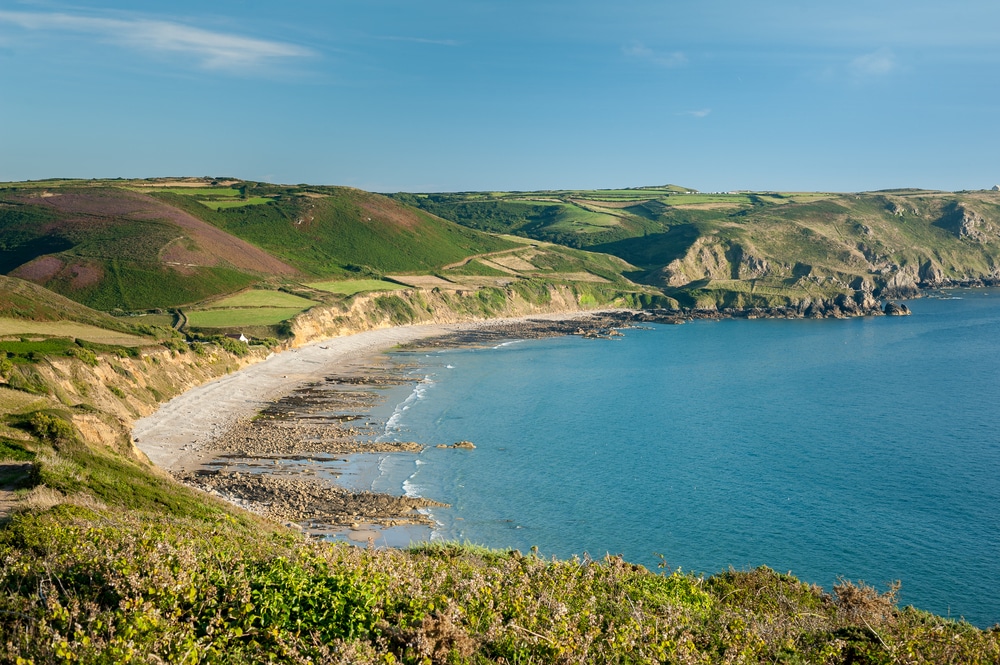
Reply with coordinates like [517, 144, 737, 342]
[492, 340, 524, 350]
[384, 376, 435, 434]
[402, 475, 423, 499]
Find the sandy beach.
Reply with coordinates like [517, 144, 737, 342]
[134, 322, 457, 472]
[132, 311, 630, 540]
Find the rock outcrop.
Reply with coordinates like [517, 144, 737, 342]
[880, 267, 921, 299]
[883, 302, 911, 316]
[937, 203, 996, 242]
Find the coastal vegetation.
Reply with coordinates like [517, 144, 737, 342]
[2, 177, 1000, 660]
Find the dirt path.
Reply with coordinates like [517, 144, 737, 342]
[0, 463, 33, 519]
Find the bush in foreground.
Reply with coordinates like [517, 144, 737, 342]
[1, 507, 997, 664]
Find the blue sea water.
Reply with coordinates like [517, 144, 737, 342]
[371, 290, 1000, 626]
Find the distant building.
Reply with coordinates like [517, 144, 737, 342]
[992, 185, 1000, 191]
[225, 333, 250, 343]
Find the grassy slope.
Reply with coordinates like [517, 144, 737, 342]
[0, 181, 521, 314]
[0, 274, 162, 338]
[158, 185, 518, 277]
[402, 188, 1000, 306]
[0, 186, 262, 310]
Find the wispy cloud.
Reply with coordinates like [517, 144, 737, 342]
[622, 41, 687, 68]
[0, 10, 313, 72]
[377, 35, 460, 47]
[677, 109, 711, 118]
[850, 47, 896, 77]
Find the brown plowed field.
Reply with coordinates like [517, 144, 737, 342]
[28, 191, 299, 276]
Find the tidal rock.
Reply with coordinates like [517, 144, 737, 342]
[883, 301, 911, 316]
[452, 440, 476, 449]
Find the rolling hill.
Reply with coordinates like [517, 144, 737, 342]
[396, 187, 1000, 308]
[0, 180, 518, 312]
[7, 178, 1000, 320]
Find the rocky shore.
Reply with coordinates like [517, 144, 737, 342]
[152, 304, 918, 538]
[175, 470, 446, 528]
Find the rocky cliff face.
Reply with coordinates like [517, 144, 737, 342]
[289, 284, 595, 346]
[23, 344, 268, 459]
[940, 203, 996, 242]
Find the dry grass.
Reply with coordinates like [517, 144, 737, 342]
[0, 319, 150, 346]
[484, 254, 537, 272]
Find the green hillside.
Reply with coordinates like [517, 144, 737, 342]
[0, 180, 518, 313]
[0, 185, 284, 310]
[149, 183, 517, 277]
[9, 177, 1000, 319]
[397, 187, 1000, 308]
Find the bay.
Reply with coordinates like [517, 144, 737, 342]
[371, 290, 1000, 626]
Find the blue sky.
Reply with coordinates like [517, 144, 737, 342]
[2, 1, 998, 192]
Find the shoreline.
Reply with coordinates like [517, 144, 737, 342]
[132, 295, 925, 542]
[132, 310, 629, 541]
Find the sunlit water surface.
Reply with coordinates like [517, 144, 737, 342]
[362, 290, 1000, 626]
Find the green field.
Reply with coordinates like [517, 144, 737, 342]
[306, 279, 408, 295]
[658, 193, 756, 206]
[132, 313, 175, 328]
[200, 197, 273, 210]
[186, 307, 307, 328]
[201, 290, 317, 310]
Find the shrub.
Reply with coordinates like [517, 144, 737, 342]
[215, 336, 250, 357]
[66, 347, 99, 366]
[28, 412, 77, 445]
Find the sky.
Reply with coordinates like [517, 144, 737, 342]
[1, 1, 999, 192]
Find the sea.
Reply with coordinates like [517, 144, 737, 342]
[346, 289, 1000, 627]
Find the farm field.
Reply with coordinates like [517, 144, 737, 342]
[136, 187, 241, 197]
[443, 276, 517, 288]
[306, 279, 408, 295]
[200, 197, 273, 210]
[200, 290, 317, 310]
[185, 307, 308, 328]
[0, 319, 151, 346]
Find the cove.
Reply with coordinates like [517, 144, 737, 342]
[370, 290, 1000, 627]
